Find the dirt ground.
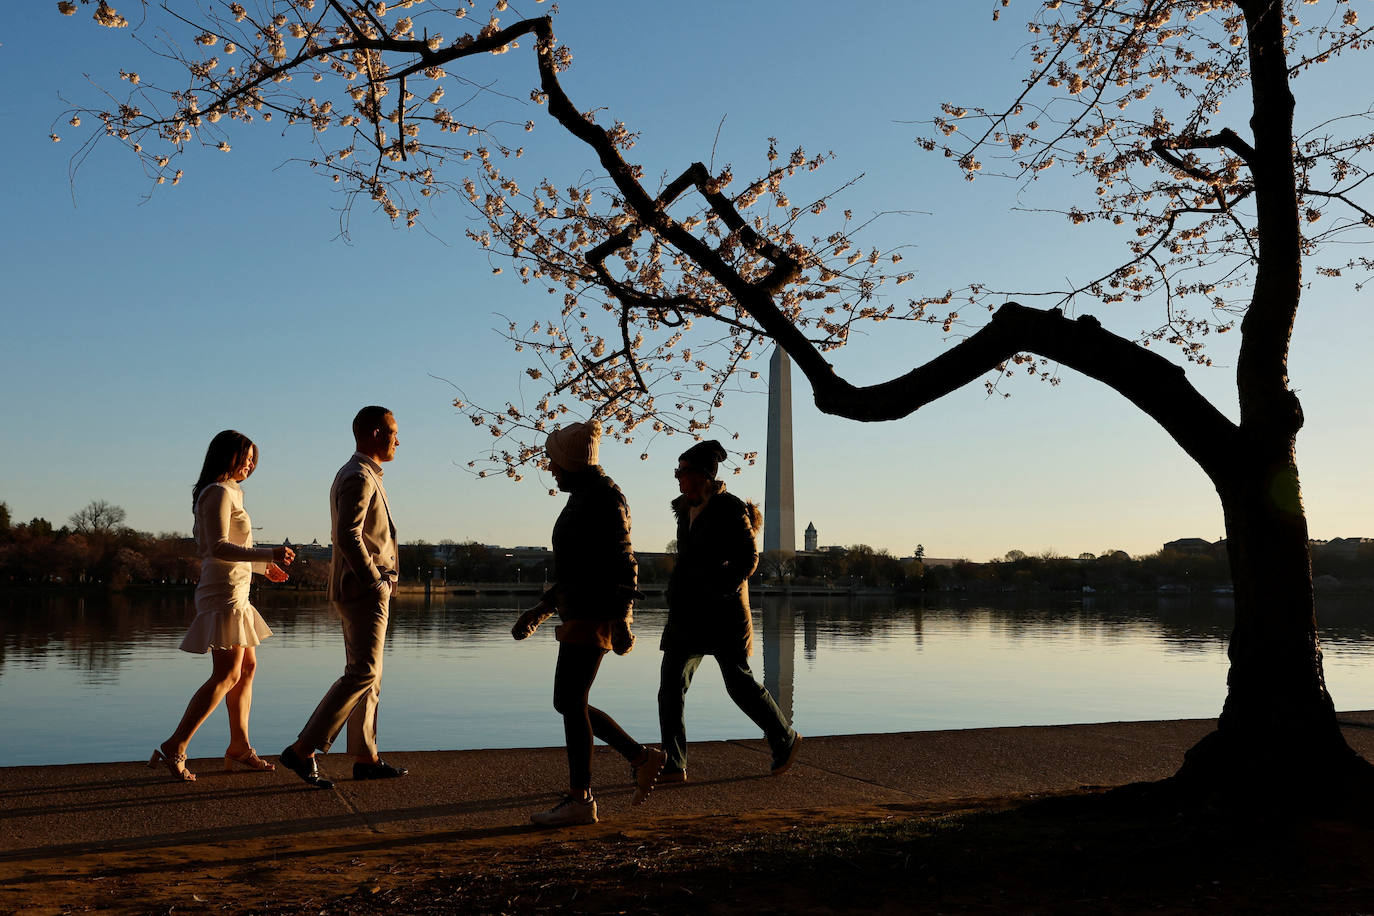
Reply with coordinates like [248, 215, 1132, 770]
[5, 785, 1374, 915]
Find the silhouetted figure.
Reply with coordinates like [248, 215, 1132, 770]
[513, 420, 666, 826]
[658, 440, 801, 783]
[281, 407, 407, 789]
[151, 430, 294, 782]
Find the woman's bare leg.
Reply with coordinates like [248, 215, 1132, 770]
[163, 647, 244, 757]
[224, 646, 258, 756]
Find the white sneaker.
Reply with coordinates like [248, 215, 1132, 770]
[530, 793, 597, 827]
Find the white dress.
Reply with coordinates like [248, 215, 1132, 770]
[179, 481, 276, 653]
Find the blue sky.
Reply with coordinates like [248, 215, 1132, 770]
[2, 1, 1371, 562]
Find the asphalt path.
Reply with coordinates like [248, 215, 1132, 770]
[6, 713, 1374, 866]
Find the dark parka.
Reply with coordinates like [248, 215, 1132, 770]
[541, 465, 639, 622]
[661, 481, 763, 657]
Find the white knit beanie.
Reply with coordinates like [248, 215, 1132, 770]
[545, 419, 601, 471]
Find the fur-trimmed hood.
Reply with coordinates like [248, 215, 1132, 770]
[671, 480, 762, 536]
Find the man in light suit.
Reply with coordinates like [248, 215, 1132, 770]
[281, 406, 408, 788]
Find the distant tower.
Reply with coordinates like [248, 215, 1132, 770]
[804, 522, 817, 553]
[764, 346, 795, 556]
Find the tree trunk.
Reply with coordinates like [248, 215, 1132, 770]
[1177, 445, 1369, 791]
[1172, 1, 1372, 797]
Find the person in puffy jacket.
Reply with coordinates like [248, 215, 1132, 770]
[657, 439, 801, 784]
[512, 419, 666, 826]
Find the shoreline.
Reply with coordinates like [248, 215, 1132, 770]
[7, 582, 1374, 597]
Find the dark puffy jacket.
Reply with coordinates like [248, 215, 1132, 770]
[541, 465, 639, 622]
[661, 482, 763, 657]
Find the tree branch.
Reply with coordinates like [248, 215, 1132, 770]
[1301, 186, 1374, 225]
[527, 17, 837, 400]
[518, 17, 1238, 477]
[811, 302, 1238, 480]
[1151, 129, 1255, 211]
[1153, 127, 1256, 169]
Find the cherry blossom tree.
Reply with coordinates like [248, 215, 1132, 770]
[57, 0, 1374, 790]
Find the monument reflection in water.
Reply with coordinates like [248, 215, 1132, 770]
[3, 589, 1374, 767]
[763, 598, 796, 722]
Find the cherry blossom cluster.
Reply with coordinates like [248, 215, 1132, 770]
[919, 0, 1373, 368]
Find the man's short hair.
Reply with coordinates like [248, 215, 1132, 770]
[352, 405, 393, 443]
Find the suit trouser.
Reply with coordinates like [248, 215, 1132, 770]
[658, 649, 794, 774]
[299, 592, 389, 756]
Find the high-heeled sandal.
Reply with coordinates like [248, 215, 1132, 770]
[149, 746, 197, 782]
[224, 747, 275, 772]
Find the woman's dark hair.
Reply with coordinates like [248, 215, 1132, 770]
[192, 430, 257, 510]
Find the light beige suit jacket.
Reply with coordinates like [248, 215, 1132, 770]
[328, 452, 398, 604]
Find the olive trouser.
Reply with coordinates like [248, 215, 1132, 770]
[658, 649, 794, 774]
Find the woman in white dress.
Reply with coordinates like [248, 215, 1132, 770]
[149, 430, 295, 781]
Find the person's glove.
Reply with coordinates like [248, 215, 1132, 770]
[512, 605, 553, 640]
[611, 618, 635, 656]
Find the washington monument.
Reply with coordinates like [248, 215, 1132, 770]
[762, 346, 797, 718]
[764, 346, 795, 556]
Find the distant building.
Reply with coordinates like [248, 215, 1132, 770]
[804, 522, 817, 552]
[505, 546, 552, 566]
[1163, 538, 1216, 555]
[277, 537, 331, 562]
[912, 556, 964, 568]
[1312, 537, 1374, 559]
[432, 543, 501, 563]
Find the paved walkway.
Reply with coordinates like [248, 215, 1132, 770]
[3, 713, 1373, 910]
[6, 712, 1374, 858]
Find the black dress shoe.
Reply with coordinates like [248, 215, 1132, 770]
[280, 745, 334, 789]
[353, 759, 409, 780]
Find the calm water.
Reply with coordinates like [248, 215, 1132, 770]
[2, 590, 1373, 768]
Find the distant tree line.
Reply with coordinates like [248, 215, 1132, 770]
[921, 550, 1236, 594]
[0, 500, 198, 590]
[0, 499, 673, 592]
[757, 545, 914, 590]
[758, 543, 1374, 594]
[0, 498, 332, 591]
[398, 540, 676, 586]
[9, 499, 1367, 595]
